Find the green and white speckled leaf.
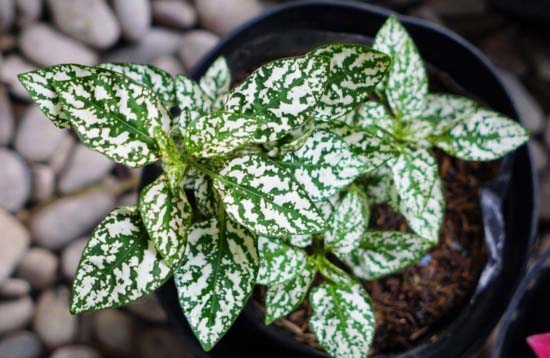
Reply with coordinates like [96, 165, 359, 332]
[317, 256, 356, 287]
[71, 206, 171, 314]
[322, 121, 398, 174]
[214, 154, 325, 237]
[310, 44, 391, 121]
[139, 174, 192, 268]
[265, 257, 316, 324]
[420, 93, 478, 134]
[281, 129, 367, 201]
[374, 16, 428, 119]
[350, 101, 395, 137]
[310, 283, 375, 358]
[174, 216, 258, 351]
[225, 55, 330, 142]
[391, 147, 444, 243]
[342, 231, 432, 280]
[360, 166, 401, 212]
[385, 37, 428, 119]
[55, 73, 172, 167]
[174, 75, 213, 130]
[284, 234, 312, 248]
[98, 63, 175, 106]
[18, 64, 107, 128]
[193, 172, 216, 217]
[434, 108, 529, 161]
[200, 57, 231, 100]
[184, 111, 263, 158]
[326, 187, 370, 257]
[256, 235, 307, 285]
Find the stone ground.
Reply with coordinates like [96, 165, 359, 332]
[0, 0, 548, 357]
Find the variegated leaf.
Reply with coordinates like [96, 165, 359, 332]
[364, 166, 400, 212]
[257, 235, 307, 285]
[200, 57, 231, 100]
[98, 63, 175, 106]
[374, 16, 428, 119]
[174, 75, 213, 130]
[71, 206, 171, 313]
[317, 256, 356, 287]
[325, 187, 370, 257]
[213, 154, 325, 237]
[17, 64, 107, 128]
[420, 93, 478, 134]
[174, 216, 258, 351]
[193, 172, 216, 217]
[342, 231, 433, 280]
[284, 234, 312, 248]
[265, 257, 316, 324]
[310, 44, 391, 121]
[55, 73, 172, 167]
[281, 130, 367, 201]
[184, 111, 263, 158]
[225, 55, 330, 142]
[139, 174, 192, 268]
[391, 147, 444, 243]
[349, 101, 395, 138]
[310, 283, 375, 358]
[434, 108, 529, 161]
[385, 37, 428, 119]
[322, 121, 398, 174]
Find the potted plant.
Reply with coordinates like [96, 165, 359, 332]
[18, 1, 537, 357]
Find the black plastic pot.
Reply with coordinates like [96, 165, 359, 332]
[142, 1, 539, 357]
[492, 250, 550, 358]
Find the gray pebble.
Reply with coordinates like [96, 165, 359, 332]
[61, 238, 87, 279]
[16, 248, 58, 290]
[113, 0, 151, 42]
[0, 296, 34, 335]
[0, 149, 31, 212]
[0, 84, 14, 146]
[178, 30, 219, 70]
[0, 54, 34, 99]
[15, 106, 66, 162]
[152, 0, 197, 29]
[19, 23, 98, 66]
[0, 208, 30, 282]
[31, 164, 55, 202]
[33, 287, 77, 348]
[0, 278, 30, 298]
[47, 0, 120, 49]
[50, 345, 101, 358]
[93, 310, 135, 354]
[196, 0, 262, 35]
[0, 330, 42, 357]
[30, 189, 114, 250]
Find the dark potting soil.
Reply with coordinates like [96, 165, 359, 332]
[253, 151, 496, 355]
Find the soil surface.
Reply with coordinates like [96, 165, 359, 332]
[253, 151, 497, 355]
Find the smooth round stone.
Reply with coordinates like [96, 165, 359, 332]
[31, 164, 55, 202]
[152, 56, 184, 76]
[0, 85, 14, 146]
[30, 189, 114, 250]
[19, 23, 98, 66]
[15, 106, 66, 163]
[33, 287, 77, 348]
[196, 0, 262, 35]
[531, 140, 548, 172]
[49, 134, 75, 174]
[0, 149, 31, 212]
[47, 0, 120, 49]
[0, 54, 34, 99]
[540, 172, 550, 223]
[93, 310, 135, 354]
[0, 330, 42, 357]
[0, 208, 30, 282]
[113, 0, 151, 42]
[0, 278, 31, 298]
[152, 0, 197, 29]
[0, 0, 15, 31]
[0, 296, 34, 335]
[58, 144, 114, 194]
[51, 345, 101, 358]
[178, 30, 219, 70]
[127, 294, 167, 323]
[16, 0, 43, 25]
[61, 238, 87, 279]
[15, 248, 58, 290]
[103, 28, 183, 63]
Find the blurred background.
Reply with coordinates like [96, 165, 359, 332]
[0, 0, 548, 357]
